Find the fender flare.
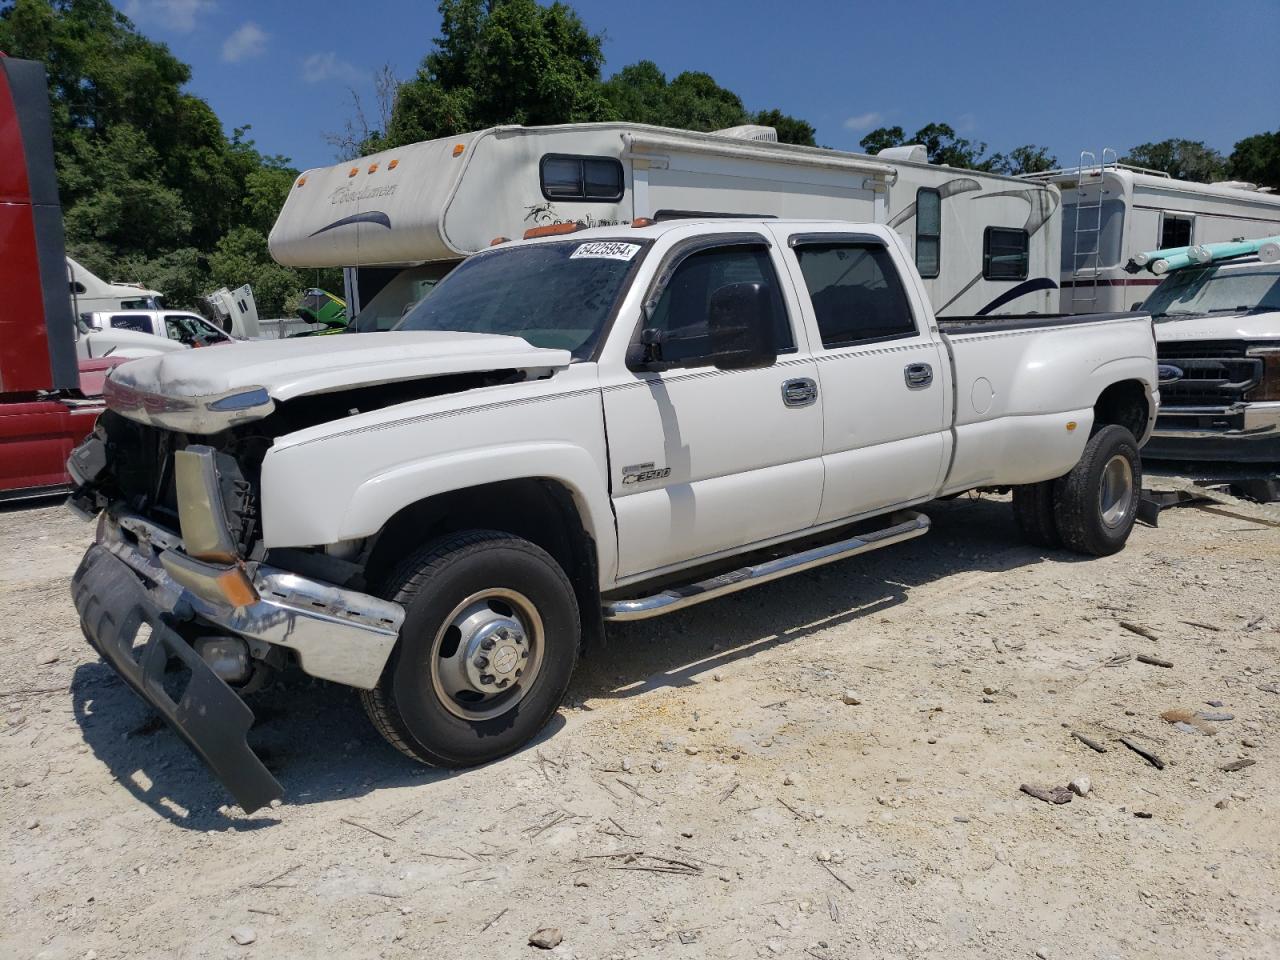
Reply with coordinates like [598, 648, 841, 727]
[338, 441, 617, 577]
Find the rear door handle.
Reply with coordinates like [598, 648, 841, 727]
[781, 377, 818, 408]
[904, 363, 933, 389]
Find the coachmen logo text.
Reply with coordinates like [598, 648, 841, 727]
[329, 184, 399, 206]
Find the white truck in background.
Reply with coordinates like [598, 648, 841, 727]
[66, 256, 165, 316]
[68, 218, 1157, 812]
[269, 122, 1062, 332]
[1141, 252, 1280, 499]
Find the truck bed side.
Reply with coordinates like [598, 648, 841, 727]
[937, 312, 1158, 494]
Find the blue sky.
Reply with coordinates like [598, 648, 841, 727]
[123, 0, 1277, 172]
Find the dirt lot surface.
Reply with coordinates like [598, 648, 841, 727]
[2, 495, 1278, 960]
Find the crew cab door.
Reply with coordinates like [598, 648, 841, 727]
[600, 235, 824, 580]
[779, 231, 949, 523]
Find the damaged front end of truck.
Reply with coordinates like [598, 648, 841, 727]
[66, 334, 572, 811]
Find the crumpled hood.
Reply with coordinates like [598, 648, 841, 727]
[1155, 309, 1280, 344]
[107, 330, 572, 402]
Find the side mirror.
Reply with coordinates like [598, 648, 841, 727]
[708, 281, 778, 370]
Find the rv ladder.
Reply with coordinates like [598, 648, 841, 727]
[1070, 148, 1116, 306]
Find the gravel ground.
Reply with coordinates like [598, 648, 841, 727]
[2, 494, 1278, 960]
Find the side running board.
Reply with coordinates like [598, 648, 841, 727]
[604, 510, 930, 622]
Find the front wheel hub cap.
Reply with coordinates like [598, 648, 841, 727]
[431, 589, 543, 721]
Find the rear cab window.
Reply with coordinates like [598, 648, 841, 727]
[108, 314, 152, 333]
[790, 239, 918, 347]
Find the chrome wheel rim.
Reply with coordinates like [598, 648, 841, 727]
[429, 588, 544, 721]
[1099, 454, 1135, 528]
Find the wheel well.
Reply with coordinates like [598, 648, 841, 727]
[364, 478, 604, 646]
[1093, 380, 1149, 439]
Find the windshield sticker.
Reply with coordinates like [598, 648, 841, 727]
[570, 241, 641, 261]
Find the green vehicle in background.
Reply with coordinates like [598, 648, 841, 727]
[290, 288, 349, 336]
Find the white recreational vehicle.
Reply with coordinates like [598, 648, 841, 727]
[269, 123, 1062, 330]
[66, 256, 165, 317]
[1026, 152, 1280, 314]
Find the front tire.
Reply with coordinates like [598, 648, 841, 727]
[1052, 425, 1142, 557]
[361, 530, 580, 767]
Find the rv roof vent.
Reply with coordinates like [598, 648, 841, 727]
[876, 144, 928, 163]
[712, 124, 778, 142]
[1214, 180, 1259, 192]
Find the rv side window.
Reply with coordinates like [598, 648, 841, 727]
[793, 242, 917, 347]
[109, 314, 151, 333]
[915, 188, 941, 279]
[983, 228, 1029, 281]
[1159, 212, 1194, 249]
[643, 244, 794, 367]
[540, 154, 624, 202]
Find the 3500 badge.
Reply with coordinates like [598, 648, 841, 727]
[621, 463, 671, 485]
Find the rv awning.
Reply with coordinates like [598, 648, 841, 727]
[621, 132, 898, 182]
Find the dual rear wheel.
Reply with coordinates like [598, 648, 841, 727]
[1012, 424, 1141, 556]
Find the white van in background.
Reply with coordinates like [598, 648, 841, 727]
[269, 122, 1063, 330]
[66, 256, 165, 316]
[1025, 153, 1280, 314]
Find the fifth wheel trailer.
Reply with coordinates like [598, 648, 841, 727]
[269, 123, 1062, 330]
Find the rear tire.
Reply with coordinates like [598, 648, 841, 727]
[1052, 425, 1142, 557]
[360, 530, 580, 767]
[1011, 480, 1062, 549]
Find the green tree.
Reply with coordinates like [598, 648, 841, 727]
[382, 0, 611, 149]
[858, 126, 906, 155]
[754, 109, 816, 147]
[1228, 130, 1280, 190]
[1122, 139, 1227, 182]
[990, 144, 1058, 176]
[0, 0, 307, 312]
[861, 123, 1055, 174]
[208, 227, 303, 317]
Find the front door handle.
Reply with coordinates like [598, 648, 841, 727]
[904, 363, 933, 389]
[781, 377, 818, 408]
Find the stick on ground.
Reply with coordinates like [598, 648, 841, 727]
[1118, 737, 1165, 770]
[1071, 731, 1108, 753]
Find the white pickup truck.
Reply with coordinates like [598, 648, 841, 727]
[67, 219, 1159, 811]
[1140, 254, 1280, 495]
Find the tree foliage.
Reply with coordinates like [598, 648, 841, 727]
[380, 0, 611, 149]
[0, 0, 309, 314]
[1122, 139, 1227, 182]
[1228, 131, 1280, 190]
[858, 123, 1057, 175]
[373, 3, 815, 151]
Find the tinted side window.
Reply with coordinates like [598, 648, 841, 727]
[539, 154, 624, 202]
[794, 243, 916, 348]
[983, 227, 1029, 280]
[645, 245, 793, 367]
[109, 314, 151, 333]
[915, 188, 941, 279]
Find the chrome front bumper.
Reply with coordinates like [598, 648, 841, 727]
[94, 511, 404, 689]
[1151, 401, 1280, 440]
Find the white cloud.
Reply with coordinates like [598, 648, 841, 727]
[843, 111, 884, 132]
[123, 0, 215, 33]
[955, 112, 978, 134]
[222, 22, 267, 63]
[301, 52, 364, 85]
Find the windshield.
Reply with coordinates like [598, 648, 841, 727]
[395, 238, 648, 358]
[1145, 261, 1280, 320]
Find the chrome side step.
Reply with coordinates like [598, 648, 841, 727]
[603, 510, 930, 622]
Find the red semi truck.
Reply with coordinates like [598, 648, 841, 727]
[0, 53, 114, 499]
